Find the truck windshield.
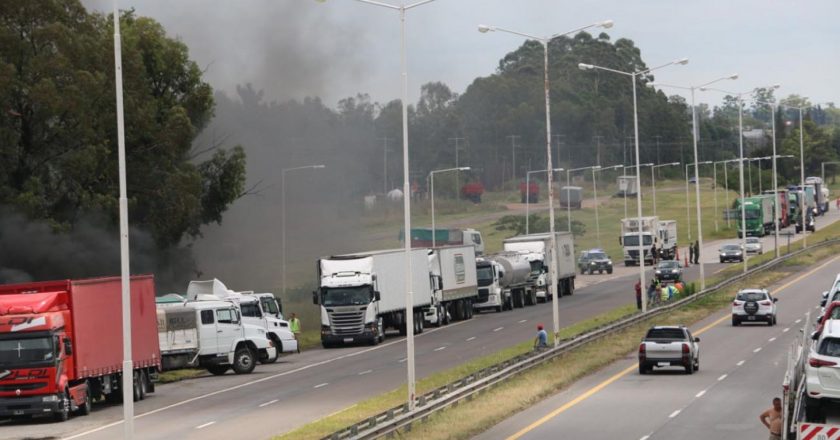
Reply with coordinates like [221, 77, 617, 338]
[0, 336, 54, 368]
[623, 235, 652, 246]
[744, 207, 760, 219]
[260, 297, 279, 315]
[476, 266, 493, 287]
[322, 287, 372, 306]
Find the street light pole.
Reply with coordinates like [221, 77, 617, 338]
[430, 167, 470, 247]
[282, 165, 326, 298]
[481, 18, 613, 346]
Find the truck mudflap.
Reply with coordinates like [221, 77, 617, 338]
[0, 394, 62, 417]
[798, 423, 840, 439]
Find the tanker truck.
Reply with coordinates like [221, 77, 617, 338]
[473, 252, 533, 313]
[503, 232, 577, 299]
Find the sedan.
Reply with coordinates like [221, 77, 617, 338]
[655, 260, 682, 282]
[719, 244, 744, 263]
[744, 237, 763, 255]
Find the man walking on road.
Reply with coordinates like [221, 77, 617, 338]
[289, 312, 301, 353]
[760, 397, 782, 440]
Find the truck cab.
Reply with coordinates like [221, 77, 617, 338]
[315, 269, 383, 347]
[473, 258, 509, 312]
[228, 295, 297, 361]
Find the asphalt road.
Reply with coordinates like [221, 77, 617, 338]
[478, 249, 840, 440]
[1, 207, 835, 440]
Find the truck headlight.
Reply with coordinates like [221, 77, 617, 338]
[42, 395, 60, 402]
[321, 325, 331, 335]
[672, 269, 678, 273]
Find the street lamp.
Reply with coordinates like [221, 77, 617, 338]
[565, 166, 601, 232]
[593, 164, 623, 247]
[282, 165, 326, 297]
[579, 57, 688, 312]
[430, 167, 471, 247]
[526, 167, 563, 234]
[701, 84, 781, 273]
[480, 18, 613, 346]
[651, 162, 681, 216]
[649, 73, 738, 289]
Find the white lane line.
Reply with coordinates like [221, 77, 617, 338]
[783, 328, 790, 333]
[754, 347, 762, 353]
[398, 358, 407, 363]
[695, 390, 707, 398]
[314, 383, 329, 389]
[195, 421, 216, 429]
[769, 337, 777, 342]
[519, 319, 528, 323]
[466, 336, 476, 342]
[358, 370, 373, 376]
[493, 326, 504, 332]
[737, 360, 745, 366]
[796, 318, 802, 323]
[640, 436, 651, 440]
[718, 374, 728, 381]
[434, 346, 447, 352]
[258, 399, 278, 408]
[669, 409, 681, 418]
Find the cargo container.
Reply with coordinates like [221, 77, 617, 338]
[424, 246, 478, 325]
[560, 186, 583, 209]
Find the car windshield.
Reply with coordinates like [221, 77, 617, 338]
[819, 337, 840, 357]
[623, 235, 653, 246]
[476, 266, 493, 287]
[645, 328, 685, 340]
[0, 336, 54, 368]
[588, 252, 607, 260]
[321, 286, 372, 306]
[746, 238, 760, 244]
[736, 291, 767, 301]
[722, 245, 740, 251]
[657, 261, 680, 269]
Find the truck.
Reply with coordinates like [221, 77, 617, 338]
[735, 195, 775, 237]
[790, 184, 818, 217]
[402, 227, 484, 255]
[616, 175, 638, 197]
[314, 248, 433, 347]
[503, 232, 576, 299]
[619, 217, 678, 265]
[156, 299, 276, 374]
[560, 186, 583, 209]
[185, 279, 298, 361]
[424, 245, 478, 326]
[0, 276, 160, 421]
[519, 181, 539, 203]
[473, 253, 533, 312]
[764, 189, 791, 227]
[806, 177, 829, 214]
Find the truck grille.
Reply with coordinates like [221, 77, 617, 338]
[628, 250, 649, 259]
[478, 289, 489, 301]
[0, 382, 47, 392]
[327, 308, 366, 335]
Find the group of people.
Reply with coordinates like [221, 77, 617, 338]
[688, 240, 701, 264]
[634, 278, 679, 309]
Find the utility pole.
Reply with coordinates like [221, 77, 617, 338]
[449, 137, 466, 199]
[380, 137, 391, 194]
[593, 135, 604, 167]
[507, 135, 521, 187]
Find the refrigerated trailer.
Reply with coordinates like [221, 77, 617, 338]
[0, 276, 160, 421]
[424, 245, 478, 325]
[315, 248, 433, 347]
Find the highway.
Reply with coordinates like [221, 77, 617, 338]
[0, 210, 835, 440]
[479, 247, 840, 440]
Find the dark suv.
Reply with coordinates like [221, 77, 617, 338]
[578, 249, 613, 275]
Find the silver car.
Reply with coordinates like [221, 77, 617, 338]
[744, 237, 763, 255]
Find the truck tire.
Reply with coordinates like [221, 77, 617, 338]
[261, 336, 281, 363]
[232, 347, 257, 375]
[133, 370, 147, 401]
[76, 385, 92, 416]
[54, 389, 70, 422]
[417, 312, 425, 334]
[207, 365, 230, 375]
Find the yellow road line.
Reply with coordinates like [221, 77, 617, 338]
[506, 253, 840, 440]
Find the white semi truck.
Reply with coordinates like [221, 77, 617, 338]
[503, 232, 577, 299]
[314, 248, 433, 348]
[619, 216, 678, 265]
[473, 252, 533, 312]
[424, 245, 479, 326]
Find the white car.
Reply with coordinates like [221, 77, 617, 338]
[731, 288, 777, 326]
[805, 319, 840, 421]
[744, 237, 763, 255]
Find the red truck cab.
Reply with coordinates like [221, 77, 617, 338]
[0, 276, 160, 421]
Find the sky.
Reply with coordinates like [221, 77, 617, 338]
[83, 0, 839, 109]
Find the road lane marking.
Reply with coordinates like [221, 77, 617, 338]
[669, 409, 681, 418]
[784, 328, 790, 333]
[398, 358, 407, 363]
[259, 399, 278, 408]
[769, 337, 777, 342]
[195, 421, 216, 429]
[466, 336, 476, 342]
[695, 390, 706, 398]
[640, 436, 651, 440]
[754, 347, 762, 353]
[737, 360, 745, 366]
[434, 346, 447, 352]
[717, 374, 727, 381]
[358, 370, 372, 376]
[796, 319, 802, 323]
[493, 327, 504, 332]
[519, 319, 528, 323]
[504, 254, 840, 440]
[314, 383, 329, 389]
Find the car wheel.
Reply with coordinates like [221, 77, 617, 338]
[685, 360, 695, 374]
[638, 363, 648, 375]
[720, 259, 725, 263]
[694, 359, 700, 372]
[607, 268, 613, 274]
[732, 316, 740, 326]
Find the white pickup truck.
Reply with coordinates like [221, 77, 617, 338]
[638, 325, 700, 375]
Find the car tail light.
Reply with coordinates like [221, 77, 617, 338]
[809, 357, 838, 368]
[682, 343, 690, 354]
[733, 300, 743, 306]
[759, 301, 772, 306]
[638, 344, 646, 360]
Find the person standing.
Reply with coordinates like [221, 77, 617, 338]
[289, 312, 301, 353]
[759, 397, 782, 440]
[534, 324, 548, 350]
[693, 240, 700, 264]
[635, 279, 642, 310]
[689, 243, 695, 265]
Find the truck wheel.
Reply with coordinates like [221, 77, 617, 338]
[232, 347, 257, 374]
[207, 365, 230, 375]
[261, 336, 280, 363]
[76, 385, 92, 416]
[133, 371, 145, 402]
[53, 389, 71, 422]
[417, 312, 425, 334]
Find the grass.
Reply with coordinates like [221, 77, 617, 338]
[157, 368, 205, 384]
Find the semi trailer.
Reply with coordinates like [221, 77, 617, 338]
[473, 253, 533, 312]
[503, 232, 576, 298]
[424, 245, 478, 325]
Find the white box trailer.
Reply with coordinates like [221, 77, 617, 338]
[425, 245, 478, 325]
[503, 232, 576, 297]
[617, 175, 639, 197]
[315, 248, 433, 347]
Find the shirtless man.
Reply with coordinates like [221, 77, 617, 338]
[759, 397, 782, 440]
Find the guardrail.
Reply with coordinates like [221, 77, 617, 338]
[324, 237, 840, 440]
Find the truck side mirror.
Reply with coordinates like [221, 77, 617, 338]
[498, 271, 504, 279]
[312, 291, 319, 305]
[64, 338, 73, 356]
[374, 291, 381, 301]
[773, 297, 778, 303]
[821, 299, 827, 307]
[812, 331, 820, 341]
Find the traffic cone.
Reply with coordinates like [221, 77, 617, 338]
[684, 248, 690, 267]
